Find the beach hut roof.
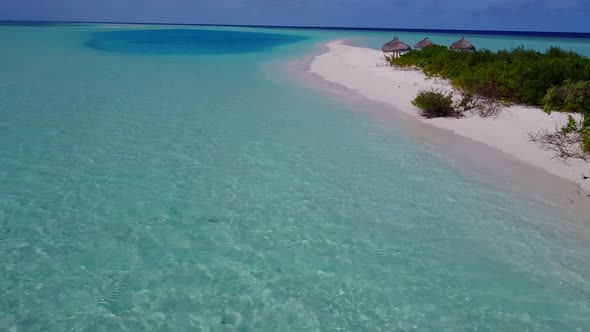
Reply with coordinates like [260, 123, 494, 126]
[414, 37, 433, 49]
[449, 37, 475, 51]
[382, 37, 411, 53]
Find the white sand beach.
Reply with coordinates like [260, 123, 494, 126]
[306, 40, 590, 211]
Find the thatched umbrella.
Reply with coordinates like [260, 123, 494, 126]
[414, 37, 433, 49]
[449, 37, 475, 51]
[382, 37, 411, 58]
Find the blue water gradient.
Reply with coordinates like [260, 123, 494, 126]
[1, 25, 590, 331]
[86, 29, 308, 55]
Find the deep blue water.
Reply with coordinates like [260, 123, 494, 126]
[3, 20, 590, 38]
[86, 29, 309, 55]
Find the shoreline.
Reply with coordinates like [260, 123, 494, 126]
[289, 40, 590, 220]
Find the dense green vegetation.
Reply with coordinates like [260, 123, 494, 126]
[388, 45, 590, 155]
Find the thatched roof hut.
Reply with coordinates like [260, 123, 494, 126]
[449, 37, 475, 51]
[414, 37, 433, 49]
[382, 37, 411, 53]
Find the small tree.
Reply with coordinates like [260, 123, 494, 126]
[412, 90, 459, 118]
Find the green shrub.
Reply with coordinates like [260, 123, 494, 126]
[543, 80, 590, 114]
[412, 90, 458, 118]
[543, 81, 590, 154]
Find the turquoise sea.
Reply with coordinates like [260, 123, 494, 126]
[2, 23, 590, 331]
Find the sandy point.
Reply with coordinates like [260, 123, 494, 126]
[290, 40, 590, 221]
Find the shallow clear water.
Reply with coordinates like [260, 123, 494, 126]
[1, 24, 590, 331]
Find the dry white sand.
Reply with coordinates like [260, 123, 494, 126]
[309, 41, 590, 196]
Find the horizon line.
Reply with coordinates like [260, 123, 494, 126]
[1, 19, 590, 38]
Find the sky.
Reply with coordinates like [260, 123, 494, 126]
[1, 0, 589, 32]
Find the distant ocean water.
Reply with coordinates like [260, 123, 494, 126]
[1, 23, 590, 331]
